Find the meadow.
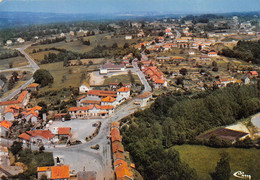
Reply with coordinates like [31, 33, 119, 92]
[174, 145, 260, 180]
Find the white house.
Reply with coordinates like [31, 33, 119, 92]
[17, 38, 25, 44]
[101, 96, 116, 107]
[208, 51, 218, 57]
[116, 87, 130, 103]
[135, 91, 152, 107]
[6, 40, 12, 46]
[79, 82, 91, 93]
[125, 35, 133, 40]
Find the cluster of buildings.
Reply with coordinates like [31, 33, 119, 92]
[110, 121, 135, 180]
[71, 84, 131, 119]
[142, 66, 167, 89]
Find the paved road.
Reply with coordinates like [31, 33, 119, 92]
[132, 58, 152, 92]
[42, 100, 138, 179]
[0, 44, 39, 102]
[175, 29, 181, 39]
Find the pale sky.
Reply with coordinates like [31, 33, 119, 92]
[0, 0, 260, 14]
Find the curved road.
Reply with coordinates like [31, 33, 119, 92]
[0, 44, 39, 102]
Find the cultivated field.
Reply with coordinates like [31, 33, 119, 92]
[103, 74, 141, 85]
[39, 62, 89, 91]
[29, 50, 60, 62]
[174, 145, 260, 180]
[0, 56, 29, 70]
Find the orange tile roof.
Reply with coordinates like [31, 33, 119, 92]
[87, 90, 117, 96]
[114, 159, 128, 167]
[154, 79, 165, 84]
[18, 132, 31, 141]
[0, 120, 13, 130]
[25, 110, 39, 117]
[0, 100, 20, 106]
[26, 130, 55, 140]
[37, 166, 51, 172]
[82, 82, 90, 87]
[137, 91, 152, 99]
[27, 83, 39, 88]
[68, 105, 114, 112]
[111, 128, 121, 142]
[51, 165, 70, 179]
[208, 52, 217, 55]
[81, 100, 101, 104]
[17, 91, 29, 103]
[115, 163, 133, 179]
[58, 127, 71, 135]
[117, 87, 130, 92]
[112, 141, 124, 153]
[113, 152, 125, 160]
[111, 121, 120, 128]
[101, 96, 116, 102]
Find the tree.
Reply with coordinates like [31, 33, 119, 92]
[112, 43, 118, 48]
[33, 69, 54, 87]
[10, 141, 23, 156]
[40, 174, 48, 180]
[123, 43, 129, 49]
[12, 71, 19, 81]
[39, 145, 45, 153]
[179, 68, 188, 76]
[210, 152, 231, 180]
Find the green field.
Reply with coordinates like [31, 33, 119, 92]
[174, 145, 260, 180]
[30, 50, 60, 62]
[0, 56, 29, 70]
[103, 74, 141, 85]
[25, 34, 145, 55]
[39, 62, 89, 91]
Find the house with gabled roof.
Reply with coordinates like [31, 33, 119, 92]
[116, 87, 130, 103]
[19, 130, 55, 144]
[0, 120, 13, 137]
[101, 96, 116, 106]
[79, 82, 91, 93]
[37, 165, 70, 180]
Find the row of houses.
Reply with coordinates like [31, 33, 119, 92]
[4, 105, 42, 123]
[19, 127, 71, 145]
[0, 91, 30, 113]
[110, 121, 135, 180]
[142, 66, 167, 88]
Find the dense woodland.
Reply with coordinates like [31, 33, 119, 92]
[121, 84, 260, 180]
[221, 40, 260, 64]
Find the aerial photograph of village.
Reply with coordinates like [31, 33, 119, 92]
[0, 0, 259, 179]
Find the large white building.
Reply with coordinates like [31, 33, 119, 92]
[100, 63, 125, 74]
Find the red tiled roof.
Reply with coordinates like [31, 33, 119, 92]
[111, 128, 121, 142]
[111, 121, 120, 128]
[17, 91, 29, 103]
[26, 130, 55, 140]
[18, 132, 31, 141]
[101, 96, 116, 102]
[0, 120, 13, 130]
[137, 92, 152, 99]
[81, 100, 101, 104]
[115, 163, 133, 179]
[51, 165, 70, 179]
[58, 127, 71, 135]
[117, 87, 130, 92]
[27, 83, 39, 88]
[112, 141, 124, 153]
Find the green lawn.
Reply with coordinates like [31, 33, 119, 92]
[0, 56, 29, 70]
[39, 62, 89, 91]
[174, 145, 260, 180]
[103, 74, 141, 85]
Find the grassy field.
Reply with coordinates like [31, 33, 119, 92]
[25, 34, 145, 55]
[0, 56, 29, 70]
[30, 50, 60, 62]
[39, 62, 89, 91]
[103, 74, 141, 85]
[174, 145, 260, 180]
